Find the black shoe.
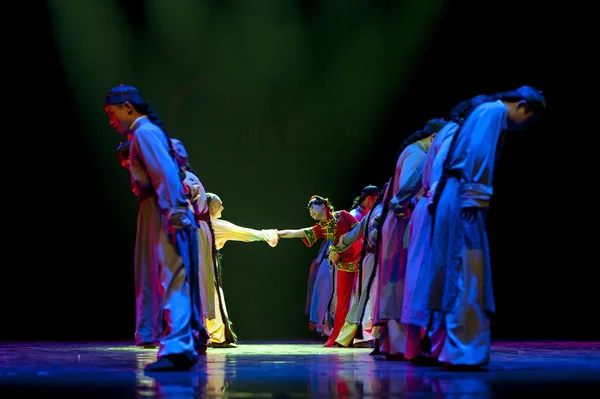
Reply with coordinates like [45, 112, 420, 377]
[138, 342, 158, 349]
[369, 346, 381, 356]
[423, 357, 442, 367]
[144, 354, 194, 372]
[369, 338, 381, 356]
[409, 354, 441, 366]
[194, 338, 208, 354]
[384, 353, 407, 361]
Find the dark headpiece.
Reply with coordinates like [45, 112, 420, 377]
[515, 85, 546, 110]
[423, 118, 448, 135]
[104, 84, 145, 106]
[361, 185, 380, 197]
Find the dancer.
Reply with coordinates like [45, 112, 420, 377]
[163, 140, 221, 351]
[104, 84, 206, 371]
[372, 118, 447, 360]
[426, 86, 545, 369]
[200, 192, 278, 347]
[305, 239, 333, 336]
[349, 185, 380, 221]
[117, 137, 206, 350]
[333, 184, 386, 347]
[305, 186, 378, 336]
[116, 139, 163, 348]
[341, 185, 380, 346]
[278, 196, 362, 347]
[400, 95, 493, 364]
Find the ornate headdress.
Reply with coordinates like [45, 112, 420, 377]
[308, 195, 333, 219]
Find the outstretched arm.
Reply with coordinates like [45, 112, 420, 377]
[212, 218, 274, 250]
[280, 225, 323, 248]
[277, 229, 307, 238]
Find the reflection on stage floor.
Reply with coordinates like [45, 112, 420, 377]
[1, 340, 599, 397]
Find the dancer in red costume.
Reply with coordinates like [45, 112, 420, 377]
[278, 195, 363, 347]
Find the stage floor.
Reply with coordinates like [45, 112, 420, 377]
[1, 340, 599, 397]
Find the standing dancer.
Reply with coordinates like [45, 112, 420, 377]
[333, 186, 385, 348]
[426, 86, 545, 369]
[372, 118, 447, 360]
[305, 239, 333, 336]
[278, 196, 362, 347]
[116, 139, 163, 348]
[116, 137, 207, 351]
[349, 185, 380, 221]
[201, 192, 278, 347]
[337, 185, 380, 346]
[399, 95, 493, 364]
[105, 84, 206, 371]
[304, 187, 377, 336]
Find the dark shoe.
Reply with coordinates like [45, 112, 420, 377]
[423, 357, 442, 367]
[409, 354, 441, 366]
[138, 342, 158, 349]
[194, 338, 208, 355]
[144, 354, 194, 372]
[369, 345, 381, 356]
[410, 354, 428, 364]
[384, 353, 407, 361]
[353, 341, 374, 348]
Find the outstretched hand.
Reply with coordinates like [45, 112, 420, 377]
[263, 229, 279, 247]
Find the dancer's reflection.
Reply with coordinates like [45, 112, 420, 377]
[142, 373, 209, 398]
[136, 352, 210, 398]
[429, 374, 492, 399]
[308, 356, 492, 398]
[307, 353, 385, 396]
[204, 351, 231, 396]
[136, 348, 492, 398]
[135, 351, 157, 396]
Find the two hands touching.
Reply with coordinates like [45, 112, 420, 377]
[328, 247, 340, 266]
[165, 208, 195, 245]
[389, 197, 410, 218]
[326, 233, 349, 265]
[262, 229, 279, 247]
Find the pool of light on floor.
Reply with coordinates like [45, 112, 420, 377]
[100, 343, 372, 356]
